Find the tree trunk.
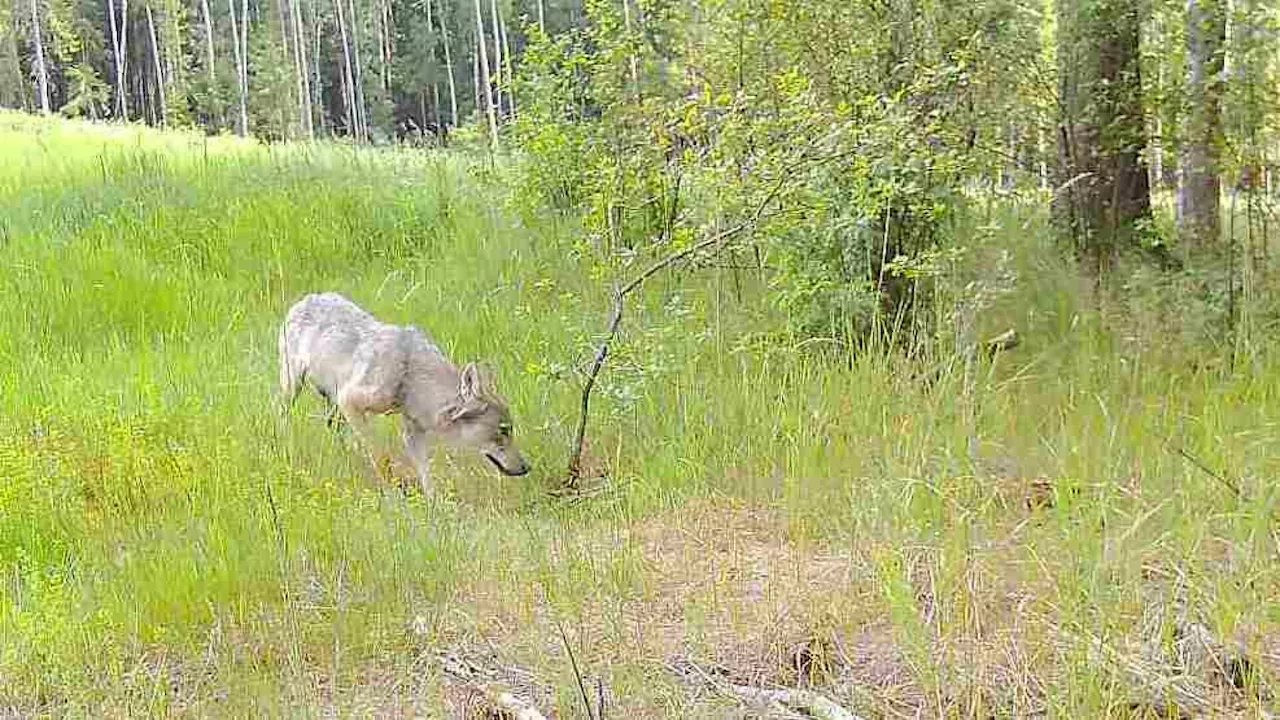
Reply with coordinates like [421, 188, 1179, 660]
[438, 0, 458, 128]
[145, 2, 167, 126]
[1053, 0, 1152, 280]
[239, 0, 249, 128]
[120, 0, 130, 115]
[29, 0, 50, 114]
[348, 0, 368, 140]
[621, 0, 638, 93]
[423, 0, 439, 129]
[227, 0, 249, 135]
[488, 0, 503, 114]
[199, 0, 217, 126]
[108, 0, 130, 119]
[536, 0, 544, 34]
[472, 39, 480, 118]
[373, 0, 388, 94]
[275, 0, 294, 136]
[334, 0, 357, 137]
[310, 0, 324, 134]
[1178, 0, 1227, 249]
[291, 0, 313, 137]
[499, 5, 514, 117]
[381, 0, 393, 93]
[473, 0, 498, 144]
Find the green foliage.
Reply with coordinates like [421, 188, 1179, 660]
[1, 109, 1279, 718]
[509, 0, 1050, 341]
[60, 62, 109, 118]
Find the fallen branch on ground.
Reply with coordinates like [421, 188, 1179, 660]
[669, 659, 866, 720]
[489, 691, 549, 720]
[723, 683, 864, 720]
[983, 327, 1019, 357]
[439, 650, 549, 720]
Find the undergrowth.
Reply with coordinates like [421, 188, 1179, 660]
[1, 112, 1278, 716]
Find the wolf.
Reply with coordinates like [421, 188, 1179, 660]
[278, 292, 529, 494]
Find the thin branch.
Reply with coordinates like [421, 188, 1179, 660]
[566, 170, 792, 485]
[554, 617, 596, 720]
[1163, 439, 1241, 498]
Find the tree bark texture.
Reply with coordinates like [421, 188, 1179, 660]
[334, 0, 357, 137]
[438, 0, 458, 127]
[488, 0, 503, 115]
[1177, 0, 1226, 249]
[227, 0, 249, 135]
[1053, 0, 1152, 279]
[108, 0, 130, 119]
[29, 0, 50, 114]
[291, 0, 314, 137]
[473, 0, 498, 145]
[146, 2, 167, 126]
[199, 0, 217, 120]
[347, 0, 367, 139]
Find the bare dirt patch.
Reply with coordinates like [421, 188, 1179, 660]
[426, 497, 1280, 718]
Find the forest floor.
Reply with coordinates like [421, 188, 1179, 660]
[1, 113, 1278, 717]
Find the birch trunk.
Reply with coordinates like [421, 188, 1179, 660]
[239, 0, 249, 115]
[438, 0, 458, 127]
[499, 5, 514, 117]
[146, 2, 167, 126]
[472, 41, 480, 120]
[334, 0, 357, 137]
[108, 0, 130, 119]
[290, 0, 313, 137]
[473, 0, 498, 144]
[379, 0, 392, 93]
[488, 0, 502, 115]
[621, 0, 638, 93]
[348, 0, 367, 140]
[199, 0, 216, 91]
[423, 0, 438, 128]
[121, 0, 130, 114]
[274, 0, 295, 135]
[29, 0, 49, 114]
[227, 0, 248, 135]
[310, 0, 324, 134]
[373, 0, 387, 93]
[536, 0, 544, 34]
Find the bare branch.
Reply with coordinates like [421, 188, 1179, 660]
[553, 616, 596, 720]
[565, 167, 795, 485]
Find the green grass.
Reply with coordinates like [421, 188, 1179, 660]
[1, 111, 1278, 717]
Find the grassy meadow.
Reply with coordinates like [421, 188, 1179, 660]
[1, 111, 1279, 717]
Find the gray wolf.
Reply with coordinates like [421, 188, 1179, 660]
[278, 292, 529, 494]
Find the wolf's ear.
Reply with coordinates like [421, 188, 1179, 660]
[459, 362, 483, 402]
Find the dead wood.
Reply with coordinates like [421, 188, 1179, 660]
[669, 658, 866, 720]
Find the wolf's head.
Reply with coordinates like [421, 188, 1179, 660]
[439, 362, 530, 477]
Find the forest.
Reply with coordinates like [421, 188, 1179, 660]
[2, 0, 1280, 717]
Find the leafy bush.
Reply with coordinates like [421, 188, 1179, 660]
[508, 0, 1035, 343]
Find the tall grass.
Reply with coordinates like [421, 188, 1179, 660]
[1, 112, 1277, 716]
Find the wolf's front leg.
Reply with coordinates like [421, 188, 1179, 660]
[336, 400, 385, 482]
[401, 420, 436, 496]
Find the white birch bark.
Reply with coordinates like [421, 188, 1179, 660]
[437, 0, 458, 128]
[145, 2, 167, 125]
[473, 0, 497, 144]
